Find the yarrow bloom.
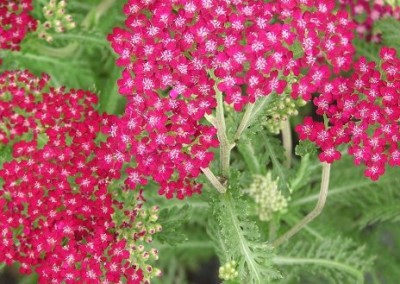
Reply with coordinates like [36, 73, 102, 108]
[296, 47, 400, 180]
[0, 0, 36, 50]
[107, 0, 354, 198]
[0, 70, 161, 283]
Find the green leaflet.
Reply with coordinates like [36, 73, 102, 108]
[358, 204, 400, 228]
[263, 135, 291, 196]
[237, 135, 268, 176]
[156, 204, 190, 245]
[237, 130, 291, 196]
[374, 17, 400, 51]
[353, 37, 380, 62]
[0, 145, 12, 188]
[294, 140, 317, 158]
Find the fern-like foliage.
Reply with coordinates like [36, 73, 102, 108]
[153, 199, 214, 284]
[274, 237, 374, 284]
[374, 17, 400, 51]
[353, 37, 380, 62]
[263, 135, 291, 195]
[208, 182, 282, 284]
[237, 131, 291, 196]
[359, 204, 400, 228]
[236, 135, 268, 176]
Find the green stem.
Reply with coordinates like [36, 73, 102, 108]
[268, 220, 277, 242]
[201, 167, 227, 194]
[234, 96, 272, 141]
[51, 33, 110, 48]
[214, 79, 232, 178]
[82, 0, 117, 29]
[272, 163, 331, 247]
[155, 240, 214, 250]
[234, 102, 255, 141]
[95, 0, 117, 20]
[204, 113, 217, 127]
[33, 42, 79, 58]
[273, 256, 363, 283]
[292, 180, 372, 207]
[285, 214, 324, 241]
[281, 119, 292, 168]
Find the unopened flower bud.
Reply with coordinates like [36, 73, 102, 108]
[149, 214, 158, 222]
[142, 251, 150, 260]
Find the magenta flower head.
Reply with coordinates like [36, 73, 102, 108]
[0, 1, 36, 50]
[107, 0, 355, 198]
[296, 47, 400, 180]
[0, 70, 162, 283]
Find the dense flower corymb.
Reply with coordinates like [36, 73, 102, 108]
[0, 1, 36, 50]
[107, 0, 354, 198]
[0, 70, 161, 283]
[296, 47, 400, 180]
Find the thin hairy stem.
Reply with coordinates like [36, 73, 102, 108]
[204, 114, 217, 128]
[234, 96, 272, 142]
[272, 163, 331, 247]
[95, 0, 117, 19]
[216, 90, 232, 177]
[273, 256, 363, 283]
[281, 119, 292, 168]
[235, 103, 255, 141]
[201, 167, 227, 194]
[82, 0, 117, 29]
[211, 74, 233, 178]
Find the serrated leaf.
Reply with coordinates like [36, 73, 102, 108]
[156, 205, 190, 245]
[295, 140, 317, 157]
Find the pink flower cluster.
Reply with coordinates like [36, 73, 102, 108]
[296, 47, 400, 180]
[0, 0, 36, 50]
[0, 71, 144, 283]
[107, 0, 355, 198]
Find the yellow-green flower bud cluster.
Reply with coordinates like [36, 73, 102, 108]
[246, 173, 288, 221]
[219, 260, 239, 281]
[263, 94, 306, 134]
[38, 0, 75, 42]
[114, 202, 162, 282]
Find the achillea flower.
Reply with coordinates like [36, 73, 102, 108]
[107, 0, 354, 198]
[0, 70, 160, 283]
[296, 47, 400, 180]
[0, 1, 36, 50]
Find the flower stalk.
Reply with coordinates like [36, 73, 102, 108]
[272, 162, 331, 247]
[281, 119, 292, 168]
[213, 75, 233, 178]
[234, 102, 255, 141]
[201, 167, 227, 194]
